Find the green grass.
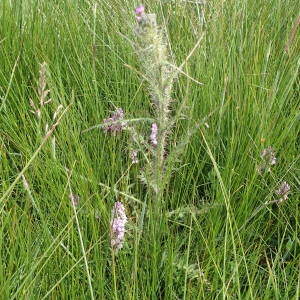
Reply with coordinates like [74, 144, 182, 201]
[0, 0, 299, 299]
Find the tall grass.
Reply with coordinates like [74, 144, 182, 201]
[0, 0, 299, 299]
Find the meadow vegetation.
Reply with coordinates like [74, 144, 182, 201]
[0, 0, 299, 299]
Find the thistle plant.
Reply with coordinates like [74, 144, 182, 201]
[91, 4, 200, 252]
[95, 5, 198, 199]
[133, 4, 177, 196]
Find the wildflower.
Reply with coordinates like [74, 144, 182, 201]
[150, 123, 158, 146]
[261, 147, 276, 166]
[69, 193, 79, 207]
[130, 150, 139, 164]
[135, 4, 145, 20]
[134, 4, 157, 30]
[102, 108, 126, 134]
[110, 202, 127, 252]
[275, 181, 291, 202]
[258, 146, 276, 174]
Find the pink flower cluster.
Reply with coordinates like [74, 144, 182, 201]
[135, 4, 145, 21]
[102, 108, 126, 134]
[110, 201, 127, 252]
[150, 123, 158, 146]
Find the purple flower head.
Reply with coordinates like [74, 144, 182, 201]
[134, 4, 157, 33]
[275, 181, 291, 201]
[261, 147, 276, 166]
[150, 123, 158, 146]
[102, 108, 126, 135]
[110, 202, 127, 252]
[258, 146, 277, 174]
[135, 4, 145, 15]
[135, 4, 145, 19]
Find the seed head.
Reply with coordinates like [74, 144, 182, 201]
[131, 150, 139, 164]
[275, 181, 291, 202]
[69, 193, 79, 207]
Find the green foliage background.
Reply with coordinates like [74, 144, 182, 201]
[0, 0, 299, 298]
